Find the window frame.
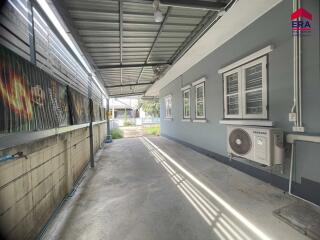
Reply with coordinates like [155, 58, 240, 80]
[223, 56, 268, 120]
[182, 88, 191, 119]
[195, 82, 206, 119]
[223, 68, 242, 119]
[241, 57, 268, 119]
[164, 95, 172, 119]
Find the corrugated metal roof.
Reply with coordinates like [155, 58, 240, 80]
[56, 0, 231, 97]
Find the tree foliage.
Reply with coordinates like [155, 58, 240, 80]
[139, 99, 160, 117]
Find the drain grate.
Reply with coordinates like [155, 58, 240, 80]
[273, 201, 320, 240]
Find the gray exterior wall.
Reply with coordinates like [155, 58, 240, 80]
[159, 0, 320, 194]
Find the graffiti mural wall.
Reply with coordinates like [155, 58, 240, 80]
[0, 46, 105, 134]
[0, 46, 65, 132]
[69, 88, 90, 125]
[49, 80, 69, 127]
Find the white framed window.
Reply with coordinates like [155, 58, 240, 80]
[183, 89, 191, 119]
[195, 82, 205, 119]
[224, 68, 241, 118]
[223, 56, 268, 119]
[164, 95, 172, 119]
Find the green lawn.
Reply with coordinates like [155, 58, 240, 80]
[143, 124, 160, 136]
[111, 128, 123, 139]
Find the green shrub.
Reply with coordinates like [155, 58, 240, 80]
[123, 121, 133, 126]
[111, 128, 123, 139]
[143, 125, 160, 136]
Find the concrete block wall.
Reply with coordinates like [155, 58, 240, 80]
[0, 123, 107, 240]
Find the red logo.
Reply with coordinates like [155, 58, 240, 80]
[291, 8, 312, 34]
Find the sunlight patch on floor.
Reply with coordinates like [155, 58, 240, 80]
[141, 137, 271, 240]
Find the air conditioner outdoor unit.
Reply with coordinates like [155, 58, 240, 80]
[227, 126, 284, 166]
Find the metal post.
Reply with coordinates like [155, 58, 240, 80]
[89, 99, 94, 168]
[119, 0, 123, 93]
[27, 0, 36, 64]
[88, 74, 94, 168]
[107, 99, 111, 136]
[288, 142, 295, 195]
[112, 100, 115, 120]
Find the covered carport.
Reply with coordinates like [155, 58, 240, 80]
[0, 0, 320, 240]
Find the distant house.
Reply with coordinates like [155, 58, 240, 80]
[110, 97, 140, 120]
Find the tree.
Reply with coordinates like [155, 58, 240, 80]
[139, 99, 160, 117]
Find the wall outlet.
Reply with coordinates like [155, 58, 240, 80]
[289, 112, 297, 122]
[293, 126, 305, 132]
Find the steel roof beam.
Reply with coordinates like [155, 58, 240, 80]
[74, 20, 197, 28]
[137, 7, 172, 84]
[98, 62, 169, 69]
[159, 0, 226, 10]
[71, 9, 205, 20]
[169, 10, 217, 63]
[105, 82, 154, 88]
[169, 0, 235, 63]
[109, 92, 146, 98]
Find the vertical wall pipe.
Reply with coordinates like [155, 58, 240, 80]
[291, 0, 304, 131]
[298, 0, 303, 128]
[292, 0, 297, 126]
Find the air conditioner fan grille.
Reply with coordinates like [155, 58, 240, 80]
[229, 128, 252, 155]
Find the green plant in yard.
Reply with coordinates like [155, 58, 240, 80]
[123, 121, 133, 126]
[124, 108, 128, 121]
[123, 108, 134, 126]
[143, 125, 160, 136]
[111, 128, 123, 139]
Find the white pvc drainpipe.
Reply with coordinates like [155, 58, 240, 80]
[291, 0, 297, 118]
[298, 0, 303, 128]
[291, 0, 304, 132]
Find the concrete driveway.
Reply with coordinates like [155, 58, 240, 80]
[41, 137, 308, 240]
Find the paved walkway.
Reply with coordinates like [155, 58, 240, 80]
[42, 137, 307, 240]
[120, 126, 143, 138]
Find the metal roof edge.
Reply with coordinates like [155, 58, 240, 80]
[145, 0, 283, 96]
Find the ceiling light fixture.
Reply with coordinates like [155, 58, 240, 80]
[153, 0, 164, 22]
[217, 10, 226, 17]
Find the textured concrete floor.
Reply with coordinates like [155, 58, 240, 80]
[41, 136, 308, 240]
[120, 126, 143, 138]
